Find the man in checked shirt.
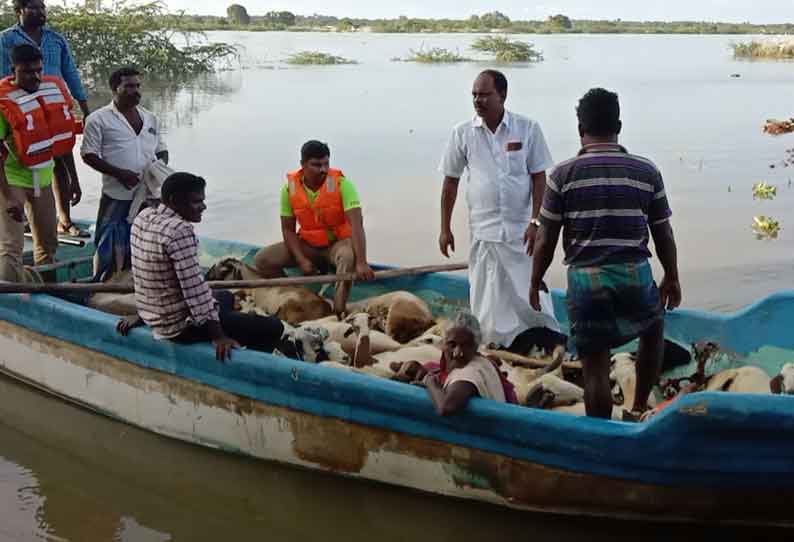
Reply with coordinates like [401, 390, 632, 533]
[117, 172, 285, 361]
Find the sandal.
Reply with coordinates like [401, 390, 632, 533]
[57, 222, 90, 238]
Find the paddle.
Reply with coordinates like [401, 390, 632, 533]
[0, 262, 469, 294]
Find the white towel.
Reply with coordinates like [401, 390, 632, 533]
[127, 159, 174, 223]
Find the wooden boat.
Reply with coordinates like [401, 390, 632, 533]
[1, 229, 793, 527]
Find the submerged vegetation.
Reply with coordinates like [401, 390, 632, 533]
[732, 39, 794, 59]
[470, 36, 543, 62]
[752, 182, 777, 200]
[285, 51, 357, 65]
[752, 216, 781, 240]
[402, 47, 471, 63]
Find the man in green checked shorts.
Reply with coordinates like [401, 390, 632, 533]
[254, 140, 374, 317]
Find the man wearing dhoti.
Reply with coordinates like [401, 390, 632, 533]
[438, 69, 561, 350]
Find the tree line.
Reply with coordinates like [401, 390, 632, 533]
[211, 6, 794, 34]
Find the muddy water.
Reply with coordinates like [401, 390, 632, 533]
[3, 32, 794, 540]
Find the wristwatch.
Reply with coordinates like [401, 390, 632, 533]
[529, 218, 541, 227]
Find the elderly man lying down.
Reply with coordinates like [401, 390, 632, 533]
[424, 311, 514, 416]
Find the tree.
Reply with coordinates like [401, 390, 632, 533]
[226, 4, 250, 25]
[264, 10, 296, 26]
[479, 11, 510, 28]
[546, 14, 572, 30]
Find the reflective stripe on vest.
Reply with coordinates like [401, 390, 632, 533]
[0, 76, 76, 174]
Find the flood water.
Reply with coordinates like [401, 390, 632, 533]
[2, 32, 794, 540]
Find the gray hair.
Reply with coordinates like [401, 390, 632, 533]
[445, 309, 483, 345]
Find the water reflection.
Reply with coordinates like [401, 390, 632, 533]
[84, 69, 242, 132]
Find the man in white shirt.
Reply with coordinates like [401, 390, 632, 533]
[438, 69, 562, 352]
[81, 66, 168, 281]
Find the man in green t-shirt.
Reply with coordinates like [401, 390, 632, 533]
[0, 44, 68, 282]
[254, 140, 374, 317]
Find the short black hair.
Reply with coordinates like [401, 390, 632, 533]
[300, 140, 330, 163]
[14, 0, 38, 13]
[576, 88, 621, 137]
[161, 172, 206, 204]
[11, 44, 42, 66]
[109, 66, 141, 92]
[479, 69, 508, 97]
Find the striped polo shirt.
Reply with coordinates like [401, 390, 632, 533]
[539, 143, 672, 267]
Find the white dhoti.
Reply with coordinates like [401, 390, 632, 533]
[469, 238, 560, 347]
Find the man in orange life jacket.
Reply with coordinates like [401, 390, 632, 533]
[0, 44, 77, 282]
[254, 140, 375, 317]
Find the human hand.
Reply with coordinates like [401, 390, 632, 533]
[298, 258, 317, 276]
[439, 230, 455, 258]
[70, 180, 82, 206]
[116, 169, 141, 189]
[116, 314, 143, 336]
[659, 275, 682, 311]
[355, 261, 375, 281]
[213, 335, 240, 362]
[524, 223, 538, 255]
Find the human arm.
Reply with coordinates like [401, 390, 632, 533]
[339, 178, 373, 280]
[345, 207, 374, 280]
[59, 36, 87, 103]
[154, 116, 168, 164]
[650, 221, 681, 310]
[166, 228, 238, 361]
[0, 116, 23, 222]
[524, 170, 547, 255]
[425, 375, 479, 416]
[60, 150, 81, 205]
[80, 115, 141, 188]
[439, 176, 459, 257]
[529, 222, 561, 311]
[281, 215, 316, 275]
[648, 171, 681, 310]
[529, 174, 564, 310]
[82, 153, 140, 189]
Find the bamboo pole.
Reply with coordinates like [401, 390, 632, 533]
[0, 262, 468, 294]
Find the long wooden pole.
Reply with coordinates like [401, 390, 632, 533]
[0, 262, 468, 294]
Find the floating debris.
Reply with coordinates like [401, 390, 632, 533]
[763, 118, 794, 135]
[752, 216, 781, 240]
[752, 181, 777, 200]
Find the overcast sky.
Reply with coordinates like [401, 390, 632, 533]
[160, 0, 794, 24]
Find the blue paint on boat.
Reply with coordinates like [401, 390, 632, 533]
[3, 230, 794, 489]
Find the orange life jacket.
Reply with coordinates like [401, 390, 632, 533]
[0, 75, 77, 168]
[288, 168, 352, 248]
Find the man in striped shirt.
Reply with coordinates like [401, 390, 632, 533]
[119, 172, 285, 361]
[530, 88, 682, 419]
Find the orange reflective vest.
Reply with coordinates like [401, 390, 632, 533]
[288, 168, 352, 248]
[0, 75, 77, 169]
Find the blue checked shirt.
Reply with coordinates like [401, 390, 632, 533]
[0, 24, 86, 101]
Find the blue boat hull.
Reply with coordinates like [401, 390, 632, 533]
[0, 230, 792, 526]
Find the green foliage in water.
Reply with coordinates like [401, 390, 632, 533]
[403, 47, 471, 63]
[46, 2, 238, 85]
[470, 36, 543, 62]
[285, 51, 357, 65]
[732, 39, 794, 59]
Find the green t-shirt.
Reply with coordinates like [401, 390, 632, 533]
[0, 111, 54, 189]
[280, 176, 361, 243]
